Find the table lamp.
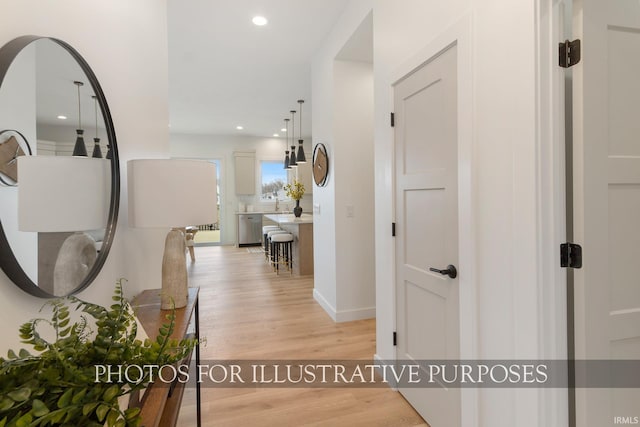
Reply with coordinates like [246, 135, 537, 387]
[17, 156, 109, 295]
[127, 159, 217, 309]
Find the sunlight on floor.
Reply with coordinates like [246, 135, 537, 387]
[194, 230, 220, 244]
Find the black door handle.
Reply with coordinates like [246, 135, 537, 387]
[429, 264, 457, 279]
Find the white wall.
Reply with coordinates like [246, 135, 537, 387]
[311, 2, 376, 322]
[170, 133, 313, 245]
[311, 33, 338, 313]
[333, 60, 375, 316]
[0, 0, 170, 351]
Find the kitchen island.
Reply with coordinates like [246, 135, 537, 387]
[263, 213, 313, 275]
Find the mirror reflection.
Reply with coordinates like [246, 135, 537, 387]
[0, 38, 115, 297]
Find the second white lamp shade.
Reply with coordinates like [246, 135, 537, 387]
[128, 159, 217, 309]
[128, 159, 217, 228]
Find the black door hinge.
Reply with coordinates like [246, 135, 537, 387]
[561, 243, 582, 268]
[559, 39, 581, 68]
[390, 112, 395, 127]
[392, 222, 396, 237]
[393, 332, 397, 346]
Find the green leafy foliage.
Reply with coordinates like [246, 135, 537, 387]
[0, 279, 197, 427]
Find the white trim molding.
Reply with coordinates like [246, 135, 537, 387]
[535, 0, 570, 425]
[313, 288, 337, 321]
[313, 289, 376, 322]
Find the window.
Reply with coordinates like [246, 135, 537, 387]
[260, 160, 288, 200]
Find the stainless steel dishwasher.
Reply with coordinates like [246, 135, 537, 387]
[237, 213, 263, 246]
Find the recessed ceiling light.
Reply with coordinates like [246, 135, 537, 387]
[281, 128, 286, 132]
[236, 125, 244, 130]
[273, 133, 279, 137]
[57, 115, 67, 120]
[252, 16, 268, 26]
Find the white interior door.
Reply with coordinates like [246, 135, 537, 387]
[394, 44, 460, 427]
[572, 1, 640, 425]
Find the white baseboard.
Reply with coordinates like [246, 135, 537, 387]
[374, 353, 398, 390]
[313, 289, 337, 321]
[335, 306, 376, 322]
[313, 289, 376, 323]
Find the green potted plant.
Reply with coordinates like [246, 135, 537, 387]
[0, 279, 196, 427]
[283, 179, 305, 217]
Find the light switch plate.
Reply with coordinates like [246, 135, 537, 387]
[313, 203, 320, 214]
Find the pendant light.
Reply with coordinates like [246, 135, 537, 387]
[289, 110, 297, 167]
[283, 118, 291, 169]
[106, 141, 112, 160]
[296, 99, 306, 163]
[91, 95, 103, 158]
[72, 81, 88, 157]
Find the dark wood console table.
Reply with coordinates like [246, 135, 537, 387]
[133, 287, 201, 427]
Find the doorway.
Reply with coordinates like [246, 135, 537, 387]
[193, 158, 222, 245]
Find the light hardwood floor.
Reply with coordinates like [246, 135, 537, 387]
[177, 246, 428, 427]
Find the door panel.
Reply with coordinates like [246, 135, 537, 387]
[405, 189, 446, 269]
[608, 28, 640, 156]
[573, 0, 640, 425]
[406, 281, 447, 359]
[395, 44, 459, 427]
[608, 186, 640, 310]
[404, 80, 446, 174]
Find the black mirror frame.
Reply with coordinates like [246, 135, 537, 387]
[0, 35, 120, 297]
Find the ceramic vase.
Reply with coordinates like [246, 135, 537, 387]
[293, 199, 302, 217]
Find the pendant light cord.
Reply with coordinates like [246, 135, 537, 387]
[94, 96, 99, 139]
[289, 110, 297, 165]
[291, 110, 295, 143]
[295, 100, 306, 163]
[298, 100, 303, 140]
[284, 119, 289, 152]
[76, 83, 82, 129]
[72, 81, 88, 157]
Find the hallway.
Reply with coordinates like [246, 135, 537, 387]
[178, 246, 427, 426]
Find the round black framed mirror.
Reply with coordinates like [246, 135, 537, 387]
[0, 36, 120, 297]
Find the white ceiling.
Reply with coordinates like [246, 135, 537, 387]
[32, 39, 107, 132]
[167, 0, 349, 138]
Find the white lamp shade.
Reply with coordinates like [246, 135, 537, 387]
[18, 156, 109, 232]
[128, 159, 217, 228]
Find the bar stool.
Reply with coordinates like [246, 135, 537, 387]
[266, 230, 289, 265]
[262, 226, 280, 259]
[270, 233, 293, 275]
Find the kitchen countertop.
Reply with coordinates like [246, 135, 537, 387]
[264, 213, 314, 224]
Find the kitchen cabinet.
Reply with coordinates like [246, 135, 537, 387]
[234, 151, 255, 195]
